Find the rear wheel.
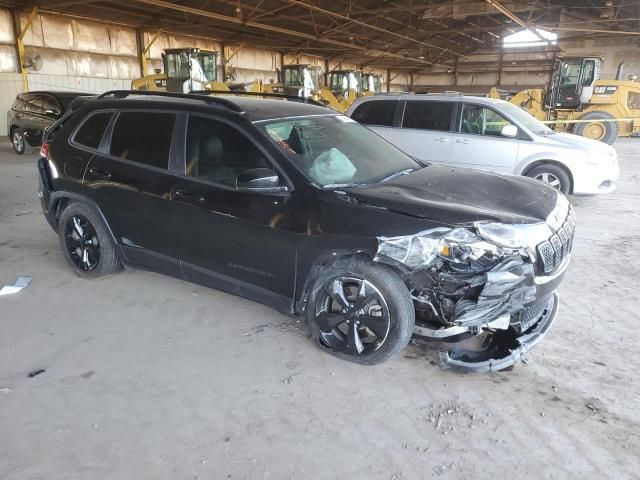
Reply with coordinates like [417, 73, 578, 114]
[573, 110, 618, 145]
[58, 202, 119, 279]
[526, 164, 571, 195]
[306, 258, 414, 365]
[11, 129, 32, 155]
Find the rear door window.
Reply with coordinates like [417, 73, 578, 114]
[109, 111, 175, 169]
[350, 100, 397, 126]
[73, 112, 113, 150]
[402, 101, 454, 131]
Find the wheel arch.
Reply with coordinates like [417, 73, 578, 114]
[295, 251, 380, 315]
[521, 160, 574, 194]
[48, 191, 128, 262]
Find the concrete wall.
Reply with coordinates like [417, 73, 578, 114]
[562, 36, 640, 80]
[412, 24, 640, 94]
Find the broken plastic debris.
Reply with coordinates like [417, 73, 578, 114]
[0, 276, 32, 296]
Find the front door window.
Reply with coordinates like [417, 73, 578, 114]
[186, 115, 274, 186]
[460, 105, 514, 137]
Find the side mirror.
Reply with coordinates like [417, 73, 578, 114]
[501, 124, 518, 138]
[236, 168, 286, 192]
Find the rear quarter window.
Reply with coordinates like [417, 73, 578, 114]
[13, 95, 26, 110]
[402, 100, 454, 131]
[109, 111, 175, 169]
[24, 95, 45, 114]
[350, 100, 397, 126]
[73, 112, 113, 149]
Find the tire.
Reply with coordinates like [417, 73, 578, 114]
[57, 202, 119, 279]
[11, 129, 32, 155]
[573, 110, 619, 145]
[525, 164, 571, 195]
[305, 256, 415, 365]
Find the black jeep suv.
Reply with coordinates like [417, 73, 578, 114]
[8, 91, 92, 154]
[37, 90, 574, 371]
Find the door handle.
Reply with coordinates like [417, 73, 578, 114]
[455, 139, 470, 144]
[175, 189, 205, 202]
[436, 137, 450, 143]
[88, 167, 111, 179]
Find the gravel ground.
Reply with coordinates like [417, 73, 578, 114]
[1, 139, 639, 480]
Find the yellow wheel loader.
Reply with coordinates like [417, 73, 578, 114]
[131, 48, 261, 94]
[490, 56, 640, 144]
[262, 64, 321, 98]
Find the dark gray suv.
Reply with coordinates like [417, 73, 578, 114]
[7, 91, 90, 154]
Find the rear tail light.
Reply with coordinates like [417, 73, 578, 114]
[40, 143, 50, 158]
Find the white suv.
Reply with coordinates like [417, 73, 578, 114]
[346, 94, 619, 194]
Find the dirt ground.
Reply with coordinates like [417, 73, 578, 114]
[1, 138, 639, 480]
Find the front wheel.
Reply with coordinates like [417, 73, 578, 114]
[306, 257, 415, 365]
[526, 164, 571, 195]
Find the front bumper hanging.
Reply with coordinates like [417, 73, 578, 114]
[438, 292, 559, 372]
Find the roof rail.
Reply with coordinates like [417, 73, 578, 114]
[443, 91, 464, 96]
[96, 90, 244, 112]
[190, 89, 327, 108]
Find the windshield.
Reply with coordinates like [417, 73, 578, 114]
[194, 52, 217, 82]
[256, 115, 419, 187]
[330, 72, 360, 93]
[165, 51, 216, 82]
[166, 52, 190, 79]
[284, 67, 304, 86]
[499, 101, 552, 135]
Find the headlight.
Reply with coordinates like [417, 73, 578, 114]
[475, 222, 551, 250]
[584, 149, 616, 167]
[375, 227, 502, 270]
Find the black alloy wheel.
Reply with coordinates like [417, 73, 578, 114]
[314, 276, 391, 356]
[63, 214, 101, 271]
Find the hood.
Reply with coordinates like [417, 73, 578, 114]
[346, 166, 560, 226]
[543, 132, 616, 155]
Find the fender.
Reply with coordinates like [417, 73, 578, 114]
[294, 250, 376, 314]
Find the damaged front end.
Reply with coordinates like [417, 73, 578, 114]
[374, 200, 575, 372]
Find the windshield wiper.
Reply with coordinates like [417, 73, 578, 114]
[323, 183, 367, 189]
[380, 168, 415, 183]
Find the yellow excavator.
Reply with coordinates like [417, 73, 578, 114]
[131, 48, 261, 93]
[489, 56, 640, 144]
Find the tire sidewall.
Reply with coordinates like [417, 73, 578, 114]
[574, 111, 618, 145]
[57, 201, 118, 279]
[526, 164, 571, 195]
[305, 256, 415, 365]
[11, 130, 27, 155]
